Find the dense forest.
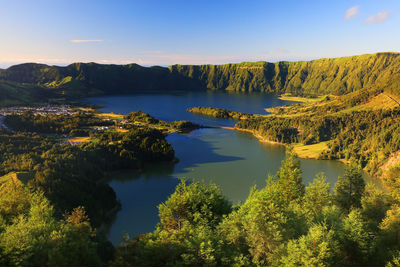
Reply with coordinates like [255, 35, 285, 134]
[111, 152, 400, 267]
[0, 111, 177, 265]
[1, 53, 400, 103]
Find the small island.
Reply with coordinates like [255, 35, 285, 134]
[187, 106, 253, 120]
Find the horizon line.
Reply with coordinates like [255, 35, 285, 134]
[0, 51, 398, 69]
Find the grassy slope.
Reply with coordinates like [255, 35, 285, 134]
[292, 142, 329, 159]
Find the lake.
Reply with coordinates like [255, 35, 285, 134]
[84, 91, 375, 245]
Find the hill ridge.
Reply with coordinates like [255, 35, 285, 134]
[0, 52, 400, 99]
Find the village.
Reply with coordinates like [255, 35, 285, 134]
[0, 105, 155, 146]
[0, 105, 76, 116]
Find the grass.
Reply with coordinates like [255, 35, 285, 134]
[68, 136, 91, 143]
[277, 94, 328, 104]
[115, 127, 128, 133]
[96, 112, 124, 120]
[293, 141, 329, 159]
[360, 93, 399, 110]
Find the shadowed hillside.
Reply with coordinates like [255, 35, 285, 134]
[1, 53, 400, 101]
[0, 80, 57, 106]
[0, 63, 204, 98]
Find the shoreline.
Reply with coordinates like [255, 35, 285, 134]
[224, 127, 385, 183]
[233, 127, 284, 146]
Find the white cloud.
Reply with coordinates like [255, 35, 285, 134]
[364, 10, 390, 24]
[345, 5, 360, 20]
[70, 39, 103, 43]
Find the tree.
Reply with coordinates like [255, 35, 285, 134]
[340, 209, 376, 266]
[361, 184, 391, 230]
[276, 150, 305, 204]
[334, 167, 365, 212]
[386, 251, 400, 267]
[219, 177, 306, 265]
[0, 194, 101, 267]
[280, 224, 341, 266]
[303, 173, 332, 221]
[158, 180, 231, 231]
[380, 205, 400, 247]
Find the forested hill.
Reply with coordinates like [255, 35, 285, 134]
[1, 52, 400, 99]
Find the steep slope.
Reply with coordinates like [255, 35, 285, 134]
[169, 52, 400, 96]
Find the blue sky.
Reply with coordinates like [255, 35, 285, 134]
[0, 0, 399, 67]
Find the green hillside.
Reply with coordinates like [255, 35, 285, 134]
[1, 53, 400, 102]
[0, 80, 56, 106]
[169, 52, 400, 96]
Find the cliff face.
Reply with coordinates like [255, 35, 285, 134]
[169, 53, 400, 96]
[1, 53, 400, 97]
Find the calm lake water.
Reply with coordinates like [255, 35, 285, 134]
[84, 91, 376, 245]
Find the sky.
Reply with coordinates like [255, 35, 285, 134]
[0, 0, 399, 68]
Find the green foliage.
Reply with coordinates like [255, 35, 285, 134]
[276, 150, 305, 204]
[386, 251, 400, 267]
[218, 177, 307, 265]
[125, 111, 199, 131]
[237, 116, 299, 143]
[280, 224, 341, 266]
[112, 152, 399, 266]
[380, 205, 400, 246]
[384, 163, 400, 201]
[361, 184, 391, 230]
[112, 181, 231, 267]
[187, 106, 250, 120]
[125, 111, 160, 124]
[334, 167, 365, 212]
[170, 53, 400, 96]
[340, 209, 376, 266]
[303, 174, 332, 222]
[158, 180, 231, 231]
[0, 190, 101, 267]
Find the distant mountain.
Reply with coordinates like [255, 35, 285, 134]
[0, 53, 399, 102]
[0, 62, 204, 98]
